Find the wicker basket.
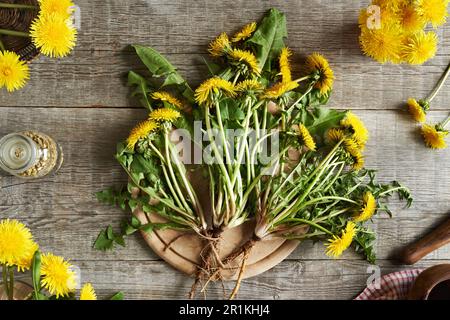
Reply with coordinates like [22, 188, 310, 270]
[0, 0, 40, 61]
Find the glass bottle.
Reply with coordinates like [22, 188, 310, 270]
[0, 131, 63, 179]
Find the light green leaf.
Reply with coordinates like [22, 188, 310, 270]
[127, 71, 152, 110]
[132, 45, 195, 103]
[247, 8, 287, 72]
[300, 107, 346, 138]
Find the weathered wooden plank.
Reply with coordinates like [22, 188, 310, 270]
[1, 108, 449, 205]
[1, 0, 450, 109]
[1, 205, 449, 262]
[1, 0, 450, 300]
[0, 108, 449, 263]
[14, 259, 443, 300]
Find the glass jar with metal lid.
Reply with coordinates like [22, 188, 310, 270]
[0, 131, 63, 179]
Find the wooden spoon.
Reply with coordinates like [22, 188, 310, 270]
[401, 217, 450, 265]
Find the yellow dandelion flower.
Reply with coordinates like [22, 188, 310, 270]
[398, 3, 426, 34]
[0, 219, 37, 269]
[407, 98, 427, 123]
[0, 51, 29, 92]
[279, 47, 293, 83]
[343, 138, 361, 156]
[126, 120, 159, 150]
[359, 24, 403, 64]
[298, 124, 316, 151]
[228, 49, 261, 76]
[341, 112, 369, 146]
[41, 253, 76, 298]
[421, 124, 448, 149]
[354, 192, 377, 222]
[359, 5, 399, 30]
[30, 14, 77, 58]
[194, 77, 236, 105]
[342, 138, 365, 170]
[80, 283, 97, 300]
[326, 128, 346, 144]
[326, 221, 357, 258]
[358, 9, 370, 29]
[417, 0, 449, 28]
[402, 31, 438, 65]
[232, 22, 257, 42]
[149, 108, 181, 123]
[151, 91, 183, 109]
[305, 53, 334, 95]
[235, 79, 263, 93]
[262, 81, 299, 100]
[352, 151, 365, 171]
[208, 32, 230, 57]
[15, 242, 39, 272]
[372, 0, 404, 12]
[38, 0, 75, 20]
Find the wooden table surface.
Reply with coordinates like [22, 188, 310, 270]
[1, 0, 450, 300]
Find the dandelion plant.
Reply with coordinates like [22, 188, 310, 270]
[94, 8, 412, 300]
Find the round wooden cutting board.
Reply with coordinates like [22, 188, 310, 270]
[134, 209, 301, 280]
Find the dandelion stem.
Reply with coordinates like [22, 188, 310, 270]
[164, 130, 193, 215]
[427, 62, 450, 102]
[440, 115, 450, 129]
[0, 29, 30, 38]
[294, 75, 312, 83]
[0, 3, 36, 9]
[2, 264, 9, 300]
[8, 267, 14, 300]
[289, 218, 333, 236]
[379, 186, 407, 197]
[0, 38, 5, 52]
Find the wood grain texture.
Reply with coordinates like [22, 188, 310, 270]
[0, 0, 450, 300]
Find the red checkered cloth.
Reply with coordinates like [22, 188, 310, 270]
[355, 269, 424, 300]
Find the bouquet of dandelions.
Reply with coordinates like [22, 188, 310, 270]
[359, 0, 448, 65]
[0, 0, 77, 92]
[95, 8, 412, 299]
[0, 219, 122, 300]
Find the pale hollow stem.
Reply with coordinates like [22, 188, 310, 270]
[2, 264, 9, 300]
[232, 71, 241, 85]
[160, 147, 187, 211]
[252, 109, 260, 179]
[311, 161, 345, 195]
[241, 148, 287, 205]
[272, 142, 342, 223]
[167, 138, 207, 228]
[294, 75, 312, 83]
[8, 267, 13, 300]
[378, 186, 408, 197]
[208, 166, 216, 217]
[314, 208, 350, 223]
[440, 115, 450, 129]
[148, 140, 187, 210]
[0, 3, 36, 9]
[296, 196, 358, 212]
[289, 218, 333, 236]
[205, 107, 235, 209]
[215, 102, 233, 172]
[321, 162, 346, 193]
[231, 101, 252, 187]
[161, 165, 185, 212]
[286, 84, 314, 115]
[0, 29, 29, 37]
[427, 62, 450, 103]
[164, 131, 193, 216]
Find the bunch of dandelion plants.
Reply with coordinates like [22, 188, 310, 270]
[94, 8, 412, 299]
